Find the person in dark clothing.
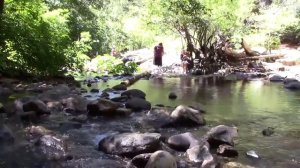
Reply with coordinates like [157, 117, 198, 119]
[153, 43, 164, 66]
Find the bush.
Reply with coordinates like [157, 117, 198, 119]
[264, 35, 281, 53]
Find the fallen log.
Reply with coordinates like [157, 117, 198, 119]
[239, 54, 284, 60]
[241, 38, 260, 56]
[121, 72, 151, 87]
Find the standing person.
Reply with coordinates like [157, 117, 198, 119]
[180, 50, 190, 74]
[153, 43, 164, 67]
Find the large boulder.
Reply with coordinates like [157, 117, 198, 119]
[167, 132, 199, 151]
[121, 89, 146, 99]
[125, 97, 151, 111]
[206, 125, 238, 148]
[145, 150, 177, 168]
[23, 99, 51, 116]
[167, 105, 206, 127]
[98, 132, 161, 157]
[87, 98, 120, 116]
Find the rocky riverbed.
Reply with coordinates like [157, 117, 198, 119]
[1, 72, 300, 168]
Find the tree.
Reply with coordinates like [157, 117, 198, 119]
[0, 0, 4, 14]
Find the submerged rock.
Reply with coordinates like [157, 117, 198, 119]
[145, 150, 177, 168]
[121, 89, 146, 99]
[168, 92, 177, 99]
[206, 125, 238, 148]
[262, 127, 275, 136]
[125, 97, 151, 111]
[87, 98, 120, 116]
[98, 132, 161, 157]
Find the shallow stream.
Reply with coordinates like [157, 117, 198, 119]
[0, 76, 299, 168]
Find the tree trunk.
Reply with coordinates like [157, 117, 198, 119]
[121, 72, 151, 87]
[241, 38, 260, 56]
[0, 0, 4, 14]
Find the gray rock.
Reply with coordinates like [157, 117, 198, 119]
[206, 125, 238, 148]
[98, 132, 161, 157]
[145, 150, 177, 168]
[61, 95, 88, 114]
[36, 134, 70, 160]
[167, 132, 199, 151]
[23, 99, 51, 116]
[125, 97, 151, 111]
[217, 144, 238, 157]
[186, 142, 214, 167]
[284, 81, 300, 90]
[87, 98, 120, 116]
[121, 89, 146, 99]
[269, 74, 285, 82]
[167, 105, 206, 127]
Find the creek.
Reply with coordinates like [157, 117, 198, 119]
[0, 76, 299, 168]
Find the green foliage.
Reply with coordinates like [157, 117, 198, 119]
[110, 61, 139, 75]
[264, 35, 281, 52]
[88, 55, 138, 75]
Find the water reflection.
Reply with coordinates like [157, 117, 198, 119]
[129, 76, 300, 167]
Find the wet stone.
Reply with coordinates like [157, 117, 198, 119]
[217, 144, 238, 157]
[262, 127, 275, 136]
